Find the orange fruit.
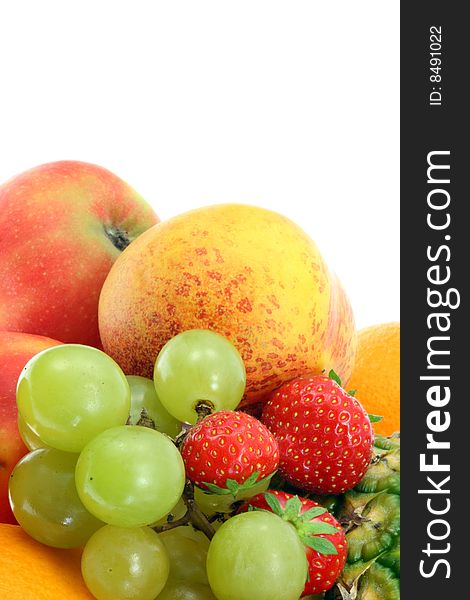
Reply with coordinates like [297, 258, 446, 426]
[0, 523, 93, 599]
[347, 322, 400, 435]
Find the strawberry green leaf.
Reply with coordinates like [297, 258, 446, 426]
[348, 389, 357, 397]
[225, 479, 240, 495]
[300, 506, 327, 521]
[203, 483, 232, 495]
[302, 521, 339, 535]
[239, 471, 260, 490]
[203, 472, 262, 498]
[249, 506, 274, 515]
[301, 535, 338, 555]
[368, 414, 384, 423]
[328, 369, 342, 387]
[264, 492, 284, 517]
[283, 496, 302, 520]
[265, 470, 283, 490]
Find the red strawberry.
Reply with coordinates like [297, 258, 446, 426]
[261, 374, 373, 494]
[238, 490, 347, 595]
[181, 410, 279, 494]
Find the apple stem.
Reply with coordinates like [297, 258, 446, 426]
[103, 224, 131, 251]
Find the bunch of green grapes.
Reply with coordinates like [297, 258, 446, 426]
[13, 332, 309, 600]
[11, 343, 190, 599]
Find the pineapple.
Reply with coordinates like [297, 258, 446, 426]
[323, 433, 400, 600]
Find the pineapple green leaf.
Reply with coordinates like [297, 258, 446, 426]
[334, 582, 352, 600]
[338, 556, 381, 589]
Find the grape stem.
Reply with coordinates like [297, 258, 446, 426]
[174, 422, 193, 448]
[208, 512, 227, 523]
[173, 401, 213, 450]
[136, 408, 157, 429]
[146, 403, 215, 540]
[126, 408, 157, 429]
[181, 479, 216, 540]
[152, 480, 216, 540]
[153, 512, 191, 532]
[195, 400, 215, 422]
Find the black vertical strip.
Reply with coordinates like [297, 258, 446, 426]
[401, 3, 466, 598]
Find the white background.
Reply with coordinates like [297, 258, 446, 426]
[0, 1, 399, 329]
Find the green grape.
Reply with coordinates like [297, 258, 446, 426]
[16, 344, 131, 453]
[155, 522, 211, 549]
[126, 375, 182, 437]
[206, 511, 307, 600]
[81, 525, 169, 600]
[158, 579, 217, 600]
[152, 497, 187, 527]
[8, 448, 103, 548]
[194, 476, 272, 516]
[75, 425, 185, 527]
[17, 413, 50, 451]
[171, 524, 211, 549]
[160, 527, 209, 585]
[154, 330, 246, 424]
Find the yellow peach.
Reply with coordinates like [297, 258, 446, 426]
[99, 204, 356, 407]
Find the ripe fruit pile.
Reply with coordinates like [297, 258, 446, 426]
[0, 162, 400, 600]
[6, 329, 399, 600]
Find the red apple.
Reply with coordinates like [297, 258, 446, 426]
[0, 331, 62, 523]
[0, 161, 159, 347]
